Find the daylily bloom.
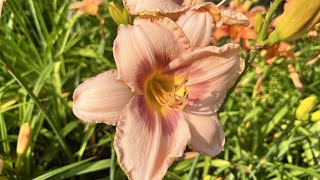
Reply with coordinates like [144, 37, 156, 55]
[73, 4, 244, 180]
[69, 0, 103, 16]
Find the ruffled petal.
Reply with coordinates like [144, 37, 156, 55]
[114, 16, 190, 93]
[176, 2, 221, 47]
[114, 96, 191, 180]
[168, 43, 244, 115]
[187, 113, 225, 156]
[123, 0, 188, 15]
[73, 70, 133, 125]
[221, 10, 249, 26]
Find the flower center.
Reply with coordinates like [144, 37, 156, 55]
[145, 72, 189, 111]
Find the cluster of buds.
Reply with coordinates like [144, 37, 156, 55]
[267, 0, 320, 44]
[108, 2, 133, 25]
[296, 95, 320, 121]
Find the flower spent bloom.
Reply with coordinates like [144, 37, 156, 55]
[214, 0, 265, 50]
[69, 0, 103, 16]
[73, 3, 245, 180]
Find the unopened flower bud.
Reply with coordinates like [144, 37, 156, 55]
[267, 0, 320, 44]
[16, 122, 31, 155]
[311, 110, 320, 122]
[296, 95, 318, 121]
[254, 12, 263, 34]
[108, 2, 133, 25]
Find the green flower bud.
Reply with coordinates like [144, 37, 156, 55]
[311, 110, 320, 122]
[267, 0, 320, 44]
[296, 95, 318, 121]
[254, 12, 263, 34]
[108, 2, 133, 25]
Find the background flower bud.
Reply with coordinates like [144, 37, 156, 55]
[311, 110, 320, 122]
[296, 95, 318, 121]
[108, 2, 133, 25]
[16, 122, 31, 155]
[254, 12, 263, 34]
[267, 0, 320, 44]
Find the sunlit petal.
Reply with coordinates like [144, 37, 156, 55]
[168, 43, 244, 115]
[187, 113, 225, 156]
[176, 3, 221, 47]
[123, 0, 188, 15]
[73, 70, 133, 125]
[114, 96, 191, 180]
[114, 16, 190, 93]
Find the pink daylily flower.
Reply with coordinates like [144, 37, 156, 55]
[73, 4, 244, 180]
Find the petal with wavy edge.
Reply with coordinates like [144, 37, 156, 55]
[123, 0, 188, 15]
[114, 16, 190, 93]
[221, 10, 249, 26]
[114, 96, 191, 180]
[73, 70, 133, 125]
[167, 43, 244, 115]
[187, 113, 225, 156]
[176, 3, 221, 47]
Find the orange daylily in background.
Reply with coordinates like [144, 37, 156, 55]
[73, 2, 245, 179]
[262, 42, 294, 65]
[69, 0, 103, 16]
[214, 0, 266, 50]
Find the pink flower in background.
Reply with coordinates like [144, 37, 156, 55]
[73, 3, 245, 180]
[69, 0, 103, 16]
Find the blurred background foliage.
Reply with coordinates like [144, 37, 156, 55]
[0, 0, 319, 179]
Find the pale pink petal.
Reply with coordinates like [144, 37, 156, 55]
[123, 0, 188, 15]
[187, 113, 225, 156]
[114, 16, 190, 93]
[168, 43, 244, 115]
[182, 0, 204, 6]
[176, 3, 221, 47]
[221, 10, 249, 26]
[73, 70, 133, 125]
[114, 96, 191, 180]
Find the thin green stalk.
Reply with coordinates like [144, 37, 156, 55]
[4, 64, 74, 163]
[220, 0, 284, 110]
[257, 0, 284, 43]
[27, 0, 46, 47]
[187, 154, 200, 180]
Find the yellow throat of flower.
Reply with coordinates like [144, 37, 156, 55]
[145, 72, 189, 111]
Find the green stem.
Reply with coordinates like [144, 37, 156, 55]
[257, 0, 284, 43]
[221, 0, 284, 109]
[187, 154, 200, 180]
[4, 64, 74, 163]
